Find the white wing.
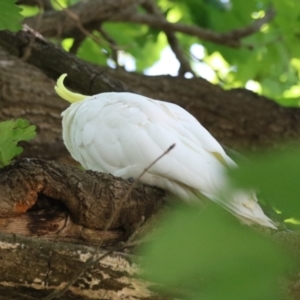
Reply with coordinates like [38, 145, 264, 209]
[62, 92, 276, 228]
[63, 93, 230, 196]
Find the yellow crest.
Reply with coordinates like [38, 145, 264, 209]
[55, 74, 87, 103]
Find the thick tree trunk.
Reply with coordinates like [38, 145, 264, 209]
[0, 158, 168, 299]
[0, 231, 299, 300]
[0, 233, 164, 300]
[0, 158, 165, 245]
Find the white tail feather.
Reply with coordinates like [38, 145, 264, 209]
[203, 191, 277, 229]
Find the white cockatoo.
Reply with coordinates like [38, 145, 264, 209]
[55, 74, 276, 229]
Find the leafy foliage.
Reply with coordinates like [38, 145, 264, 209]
[51, 0, 300, 104]
[140, 145, 300, 299]
[19, 4, 39, 17]
[0, 1, 23, 31]
[140, 204, 290, 300]
[15, 0, 298, 103]
[76, 35, 108, 66]
[157, 0, 300, 104]
[0, 119, 36, 168]
[229, 148, 300, 225]
[78, 23, 166, 71]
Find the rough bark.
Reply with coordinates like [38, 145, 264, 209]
[0, 158, 165, 245]
[0, 158, 169, 299]
[23, 0, 142, 38]
[0, 233, 165, 300]
[0, 217, 300, 300]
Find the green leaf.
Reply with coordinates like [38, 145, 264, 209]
[103, 23, 167, 71]
[140, 204, 289, 300]
[76, 36, 108, 66]
[195, 0, 300, 101]
[0, 119, 36, 168]
[181, 0, 210, 27]
[19, 5, 40, 17]
[229, 148, 300, 221]
[0, 2, 23, 31]
[135, 32, 167, 71]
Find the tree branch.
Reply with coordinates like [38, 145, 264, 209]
[110, 9, 275, 48]
[0, 158, 165, 231]
[0, 233, 166, 300]
[98, 25, 121, 68]
[0, 31, 300, 154]
[23, 0, 144, 38]
[0, 29, 129, 93]
[22, 0, 275, 48]
[141, 0, 195, 76]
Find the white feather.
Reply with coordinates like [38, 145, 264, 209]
[61, 91, 276, 229]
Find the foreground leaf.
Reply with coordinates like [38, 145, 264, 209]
[0, 119, 36, 168]
[229, 148, 300, 222]
[140, 204, 289, 300]
[0, 2, 23, 31]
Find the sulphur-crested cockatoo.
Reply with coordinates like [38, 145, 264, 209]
[55, 74, 276, 229]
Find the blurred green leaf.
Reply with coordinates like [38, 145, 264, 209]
[276, 97, 300, 107]
[229, 148, 300, 221]
[0, 119, 36, 168]
[49, 0, 300, 103]
[195, 0, 300, 104]
[0, 2, 23, 31]
[182, 0, 210, 27]
[76, 36, 108, 66]
[135, 32, 167, 71]
[103, 23, 167, 71]
[140, 204, 289, 300]
[19, 5, 39, 17]
[207, 0, 256, 32]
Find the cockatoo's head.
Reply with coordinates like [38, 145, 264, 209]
[55, 74, 88, 103]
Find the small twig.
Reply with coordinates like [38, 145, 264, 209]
[53, 0, 104, 46]
[98, 26, 120, 51]
[98, 25, 120, 68]
[115, 143, 176, 217]
[69, 33, 86, 54]
[142, 0, 195, 76]
[23, 0, 143, 38]
[222, 7, 276, 41]
[42, 143, 175, 300]
[111, 7, 276, 48]
[21, 0, 44, 61]
[23, 0, 275, 49]
[97, 143, 176, 244]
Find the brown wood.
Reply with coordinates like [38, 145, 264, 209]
[0, 157, 169, 299]
[0, 233, 165, 300]
[0, 158, 165, 244]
